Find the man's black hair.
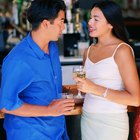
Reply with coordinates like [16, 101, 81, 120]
[27, 0, 66, 30]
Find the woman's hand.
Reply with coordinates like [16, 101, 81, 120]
[75, 77, 96, 93]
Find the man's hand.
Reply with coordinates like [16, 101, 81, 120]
[47, 99, 75, 116]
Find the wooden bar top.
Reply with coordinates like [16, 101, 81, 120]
[0, 105, 137, 118]
[0, 111, 4, 119]
[63, 85, 137, 115]
[65, 105, 137, 116]
[0, 85, 138, 118]
[67, 105, 82, 116]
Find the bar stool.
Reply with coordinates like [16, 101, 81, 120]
[133, 106, 140, 140]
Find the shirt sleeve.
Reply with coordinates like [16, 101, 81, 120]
[0, 59, 34, 111]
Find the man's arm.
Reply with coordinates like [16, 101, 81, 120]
[1, 98, 75, 117]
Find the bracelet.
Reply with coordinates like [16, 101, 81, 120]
[102, 88, 108, 98]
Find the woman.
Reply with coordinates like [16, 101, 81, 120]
[75, 1, 140, 140]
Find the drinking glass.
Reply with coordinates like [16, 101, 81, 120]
[62, 93, 73, 99]
[73, 65, 86, 98]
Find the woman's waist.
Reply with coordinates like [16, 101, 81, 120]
[83, 94, 127, 113]
[88, 79, 125, 90]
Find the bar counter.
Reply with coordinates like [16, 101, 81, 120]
[0, 105, 83, 118]
[0, 85, 138, 140]
[0, 85, 137, 118]
[63, 85, 137, 115]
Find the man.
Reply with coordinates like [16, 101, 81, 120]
[0, 0, 74, 139]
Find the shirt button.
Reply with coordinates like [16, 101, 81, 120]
[54, 76, 57, 79]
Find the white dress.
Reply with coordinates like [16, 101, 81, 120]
[81, 43, 134, 140]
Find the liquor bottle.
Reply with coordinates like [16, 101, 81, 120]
[12, 0, 19, 25]
[74, 8, 81, 33]
[66, 9, 73, 33]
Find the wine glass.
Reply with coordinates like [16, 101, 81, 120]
[73, 65, 86, 98]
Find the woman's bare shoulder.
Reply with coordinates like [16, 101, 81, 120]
[116, 43, 133, 56]
[114, 42, 134, 64]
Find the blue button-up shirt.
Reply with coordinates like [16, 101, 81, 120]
[0, 33, 69, 140]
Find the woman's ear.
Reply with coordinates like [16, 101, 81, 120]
[109, 23, 113, 30]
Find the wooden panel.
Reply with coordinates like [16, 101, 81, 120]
[0, 112, 4, 119]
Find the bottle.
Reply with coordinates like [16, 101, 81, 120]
[74, 8, 81, 33]
[73, 44, 78, 57]
[17, 0, 23, 25]
[12, 0, 19, 25]
[66, 9, 73, 33]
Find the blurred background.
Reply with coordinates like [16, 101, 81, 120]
[0, 0, 140, 140]
[0, 0, 140, 60]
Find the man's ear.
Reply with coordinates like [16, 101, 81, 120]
[41, 19, 49, 29]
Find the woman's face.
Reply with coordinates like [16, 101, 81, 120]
[88, 7, 113, 38]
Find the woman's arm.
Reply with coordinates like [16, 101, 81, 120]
[109, 44, 140, 106]
[76, 44, 140, 106]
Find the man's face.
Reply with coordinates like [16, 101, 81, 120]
[48, 10, 65, 41]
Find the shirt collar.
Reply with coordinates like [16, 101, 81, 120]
[26, 32, 47, 59]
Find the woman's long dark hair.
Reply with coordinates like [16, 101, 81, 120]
[92, 0, 129, 44]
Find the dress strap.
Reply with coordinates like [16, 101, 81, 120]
[87, 43, 94, 58]
[112, 42, 135, 57]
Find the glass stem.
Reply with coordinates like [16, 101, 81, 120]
[77, 90, 82, 98]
